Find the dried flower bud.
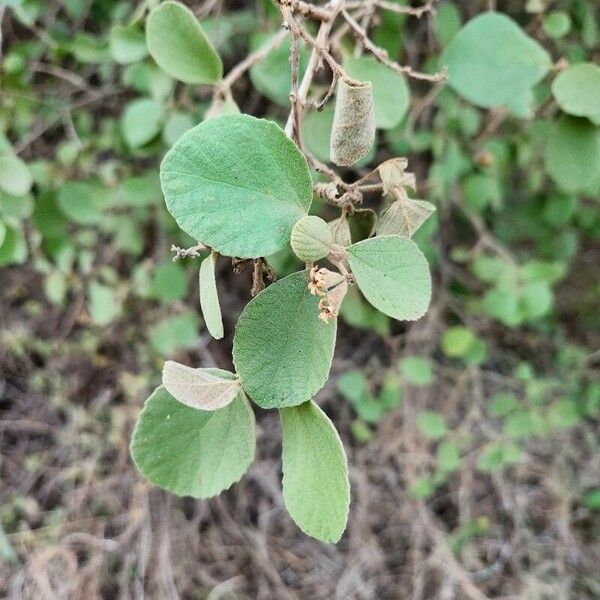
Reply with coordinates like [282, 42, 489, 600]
[309, 266, 345, 296]
[378, 158, 416, 198]
[318, 279, 348, 323]
[330, 78, 376, 166]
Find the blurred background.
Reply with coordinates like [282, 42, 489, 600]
[0, 0, 599, 598]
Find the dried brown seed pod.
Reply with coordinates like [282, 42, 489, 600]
[330, 78, 376, 167]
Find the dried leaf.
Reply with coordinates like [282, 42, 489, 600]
[376, 198, 436, 238]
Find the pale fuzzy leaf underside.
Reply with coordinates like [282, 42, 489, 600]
[162, 361, 239, 411]
[199, 252, 224, 340]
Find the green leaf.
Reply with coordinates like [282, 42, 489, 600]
[151, 261, 187, 302]
[477, 442, 522, 472]
[488, 392, 519, 418]
[199, 252, 224, 340]
[435, 1, 462, 47]
[57, 181, 115, 224]
[0, 225, 27, 266]
[347, 235, 431, 321]
[109, 24, 148, 64]
[161, 114, 312, 258]
[117, 171, 161, 207]
[301, 105, 335, 163]
[0, 154, 32, 197]
[551, 63, 600, 123]
[337, 370, 382, 423]
[416, 411, 447, 440]
[441, 12, 551, 114]
[339, 285, 389, 336]
[88, 281, 119, 326]
[548, 398, 581, 429]
[584, 489, 600, 510]
[146, 0, 222, 84]
[162, 111, 195, 145]
[162, 362, 239, 410]
[233, 271, 337, 409]
[121, 98, 165, 148]
[131, 385, 255, 498]
[344, 55, 410, 130]
[441, 326, 475, 358]
[542, 11, 571, 39]
[290, 215, 333, 262]
[249, 33, 309, 106]
[280, 400, 350, 543]
[400, 355, 433, 386]
[437, 440, 460, 472]
[149, 311, 200, 355]
[545, 115, 600, 193]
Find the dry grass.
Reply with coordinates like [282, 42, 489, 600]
[1, 268, 598, 600]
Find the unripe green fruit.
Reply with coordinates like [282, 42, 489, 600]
[290, 216, 333, 262]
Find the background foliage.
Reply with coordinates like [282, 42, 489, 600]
[0, 0, 599, 598]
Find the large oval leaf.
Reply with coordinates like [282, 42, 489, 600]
[233, 271, 337, 409]
[441, 12, 551, 115]
[347, 235, 431, 321]
[146, 0, 222, 84]
[551, 63, 600, 123]
[280, 400, 350, 543]
[545, 115, 600, 193]
[160, 114, 313, 258]
[344, 55, 410, 130]
[131, 385, 255, 498]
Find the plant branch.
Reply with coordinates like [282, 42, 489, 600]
[346, 0, 439, 18]
[341, 8, 446, 82]
[273, 0, 332, 21]
[284, 0, 346, 137]
[215, 27, 289, 97]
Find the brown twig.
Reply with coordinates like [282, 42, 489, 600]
[215, 27, 289, 97]
[273, 0, 331, 21]
[341, 8, 446, 82]
[284, 0, 346, 137]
